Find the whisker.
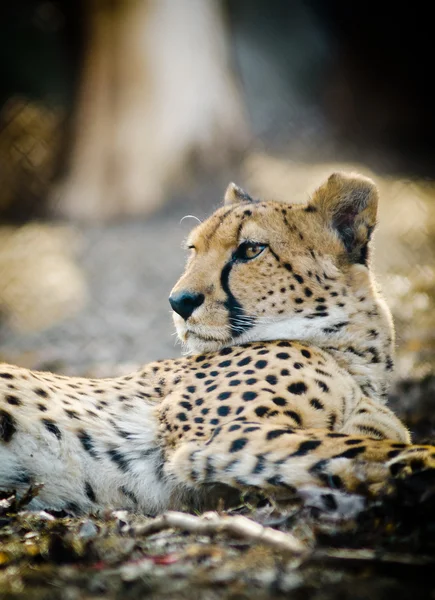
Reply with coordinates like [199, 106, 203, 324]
[180, 215, 202, 225]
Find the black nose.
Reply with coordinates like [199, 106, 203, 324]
[169, 291, 205, 320]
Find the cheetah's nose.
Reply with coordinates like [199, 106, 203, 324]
[169, 291, 205, 320]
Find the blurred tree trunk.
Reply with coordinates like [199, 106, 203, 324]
[52, 0, 247, 220]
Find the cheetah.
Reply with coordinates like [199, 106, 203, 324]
[1, 171, 434, 515]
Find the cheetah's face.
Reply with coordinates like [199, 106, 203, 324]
[170, 172, 379, 353]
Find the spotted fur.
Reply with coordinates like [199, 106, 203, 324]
[1, 172, 434, 515]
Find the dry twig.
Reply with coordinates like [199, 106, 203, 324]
[134, 510, 307, 554]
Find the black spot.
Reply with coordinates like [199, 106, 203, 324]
[242, 391, 257, 401]
[327, 432, 347, 438]
[176, 412, 188, 422]
[266, 374, 277, 385]
[301, 349, 311, 359]
[334, 446, 365, 459]
[281, 368, 290, 375]
[328, 413, 337, 430]
[344, 438, 363, 445]
[187, 385, 196, 393]
[277, 341, 292, 347]
[284, 410, 302, 425]
[121, 486, 138, 505]
[387, 449, 401, 459]
[85, 481, 96, 502]
[224, 458, 239, 472]
[290, 439, 322, 457]
[217, 406, 231, 417]
[0, 409, 16, 442]
[304, 204, 317, 213]
[253, 455, 266, 474]
[180, 401, 192, 410]
[294, 274, 304, 284]
[38, 403, 48, 412]
[255, 360, 267, 369]
[43, 419, 62, 440]
[358, 243, 369, 265]
[194, 417, 204, 423]
[219, 347, 232, 356]
[77, 430, 99, 458]
[0, 373, 14, 379]
[304, 287, 313, 297]
[266, 475, 290, 488]
[225, 371, 238, 378]
[34, 388, 49, 398]
[201, 408, 209, 415]
[288, 382, 307, 395]
[237, 357, 252, 366]
[229, 379, 241, 386]
[195, 373, 206, 379]
[218, 391, 232, 401]
[195, 355, 206, 363]
[322, 493, 338, 510]
[315, 368, 332, 377]
[210, 418, 220, 425]
[218, 360, 232, 368]
[229, 424, 241, 432]
[316, 380, 330, 393]
[356, 425, 385, 439]
[272, 397, 287, 407]
[255, 406, 269, 417]
[246, 378, 257, 385]
[230, 438, 248, 452]
[266, 428, 294, 440]
[276, 353, 289, 360]
[310, 398, 324, 410]
[293, 363, 303, 369]
[283, 262, 293, 272]
[195, 398, 204, 406]
[5, 395, 21, 406]
[107, 448, 130, 473]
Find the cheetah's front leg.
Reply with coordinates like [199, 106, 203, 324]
[165, 422, 435, 496]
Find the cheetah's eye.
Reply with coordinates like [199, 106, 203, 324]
[234, 242, 267, 261]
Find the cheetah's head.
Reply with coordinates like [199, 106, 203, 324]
[170, 172, 389, 354]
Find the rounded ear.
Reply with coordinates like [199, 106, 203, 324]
[308, 172, 378, 264]
[224, 182, 254, 206]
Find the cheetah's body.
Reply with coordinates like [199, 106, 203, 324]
[1, 172, 434, 514]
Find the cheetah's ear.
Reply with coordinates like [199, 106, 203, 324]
[309, 172, 378, 264]
[224, 182, 254, 206]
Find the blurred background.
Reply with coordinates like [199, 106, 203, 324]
[0, 0, 434, 412]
